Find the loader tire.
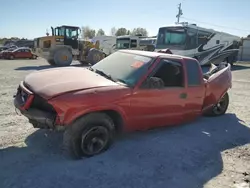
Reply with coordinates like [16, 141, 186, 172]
[47, 59, 56, 66]
[87, 48, 105, 65]
[50, 48, 73, 67]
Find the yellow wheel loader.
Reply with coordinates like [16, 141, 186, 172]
[33, 25, 106, 66]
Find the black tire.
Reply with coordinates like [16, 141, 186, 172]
[51, 48, 73, 66]
[226, 56, 236, 66]
[47, 59, 56, 66]
[204, 92, 229, 116]
[63, 113, 115, 159]
[87, 48, 105, 65]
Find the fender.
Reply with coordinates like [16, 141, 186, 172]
[61, 104, 128, 126]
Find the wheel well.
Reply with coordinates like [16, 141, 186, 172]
[103, 110, 124, 133]
[73, 110, 124, 133]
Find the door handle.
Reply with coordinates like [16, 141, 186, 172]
[180, 93, 187, 99]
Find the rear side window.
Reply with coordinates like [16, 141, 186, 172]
[186, 59, 201, 86]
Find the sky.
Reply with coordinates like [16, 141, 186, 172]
[1, 0, 250, 39]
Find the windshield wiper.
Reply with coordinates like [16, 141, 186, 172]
[87, 66, 94, 71]
[91, 68, 128, 86]
[94, 69, 116, 82]
[116, 78, 128, 85]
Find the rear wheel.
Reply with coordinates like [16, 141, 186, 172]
[226, 56, 236, 66]
[204, 92, 229, 116]
[87, 48, 105, 65]
[62, 113, 115, 159]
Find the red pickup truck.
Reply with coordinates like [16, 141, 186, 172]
[14, 50, 232, 159]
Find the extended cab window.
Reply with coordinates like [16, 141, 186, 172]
[186, 59, 201, 86]
[145, 59, 184, 88]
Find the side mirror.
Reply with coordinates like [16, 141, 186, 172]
[141, 77, 165, 89]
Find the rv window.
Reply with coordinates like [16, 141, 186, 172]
[116, 38, 130, 49]
[130, 40, 137, 48]
[157, 27, 186, 45]
[198, 30, 211, 46]
[186, 59, 201, 86]
[186, 28, 197, 50]
[198, 30, 211, 38]
[165, 32, 186, 45]
[216, 40, 220, 44]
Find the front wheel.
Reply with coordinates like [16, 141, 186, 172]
[49, 48, 73, 66]
[63, 113, 115, 159]
[204, 92, 229, 116]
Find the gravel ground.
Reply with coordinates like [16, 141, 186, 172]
[0, 59, 250, 188]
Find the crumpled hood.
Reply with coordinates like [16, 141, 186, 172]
[24, 67, 118, 99]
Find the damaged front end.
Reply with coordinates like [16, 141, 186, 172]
[13, 81, 58, 129]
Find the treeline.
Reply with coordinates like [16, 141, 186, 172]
[81, 26, 149, 39]
[0, 27, 149, 44]
[0, 37, 29, 45]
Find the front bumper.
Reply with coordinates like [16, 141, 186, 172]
[14, 82, 56, 129]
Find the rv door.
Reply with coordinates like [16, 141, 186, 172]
[130, 39, 138, 49]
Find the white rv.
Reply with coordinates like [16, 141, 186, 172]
[91, 36, 116, 56]
[116, 35, 156, 51]
[139, 37, 157, 46]
[155, 23, 241, 65]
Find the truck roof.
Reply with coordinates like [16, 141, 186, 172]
[119, 49, 192, 61]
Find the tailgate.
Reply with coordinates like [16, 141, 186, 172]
[203, 64, 232, 109]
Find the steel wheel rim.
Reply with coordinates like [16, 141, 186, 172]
[81, 126, 109, 155]
[213, 95, 227, 114]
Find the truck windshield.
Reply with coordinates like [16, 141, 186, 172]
[156, 27, 187, 48]
[116, 38, 130, 49]
[91, 51, 153, 87]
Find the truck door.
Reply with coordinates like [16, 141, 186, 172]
[183, 59, 205, 121]
[129, 59, 187, 130]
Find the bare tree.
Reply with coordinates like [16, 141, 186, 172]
[82, 26, 96, 39]
[96, 29, 105, 36]
[131, 28, 148, 36]
[115, 28, 127, 36]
